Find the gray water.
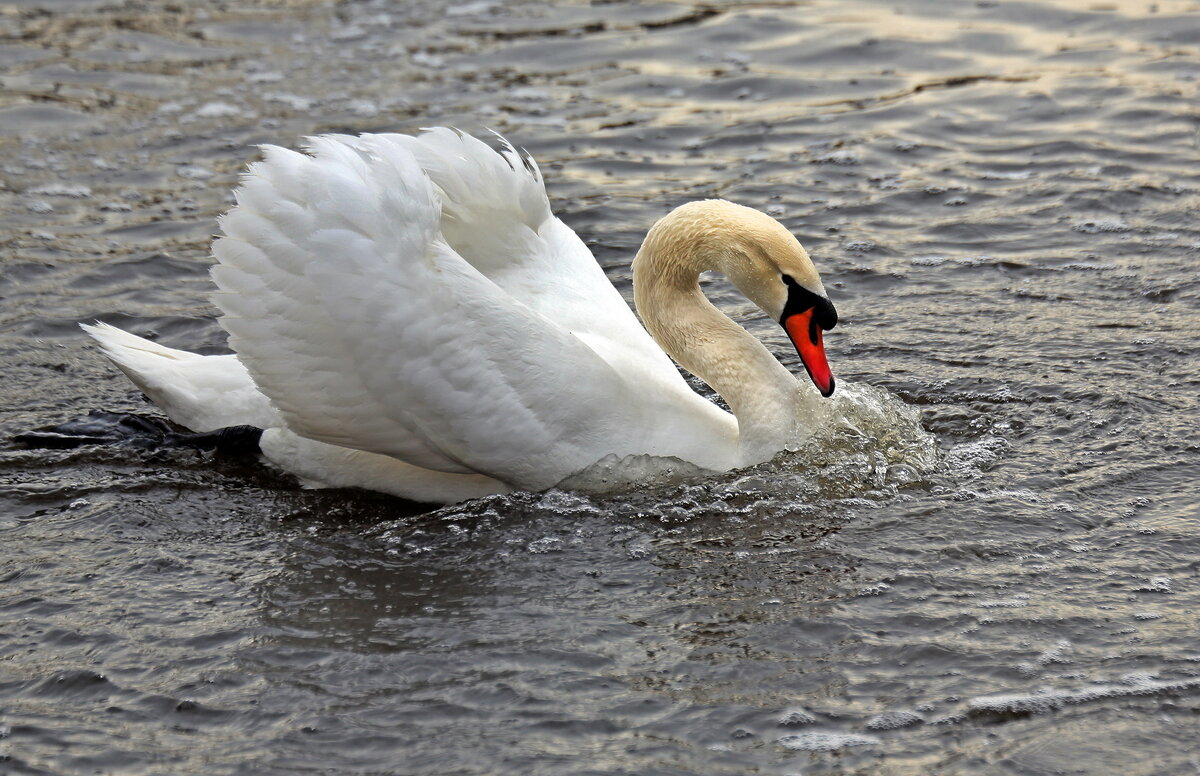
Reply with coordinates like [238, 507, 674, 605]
[2, 0, 1200, 773]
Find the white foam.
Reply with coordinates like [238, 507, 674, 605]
[27, 183, 91, 198]
[968, 674, 1200, 717]
[556, 453, 710, 495]
[979, 169, 1034, 180]
[1134, 576, 1172, 593]
[976, 598, 1027, 609]
[192, 101, 243, 119]
[945, 435, 1008, 478]
[265, 92, 314, 111]
[1073, 218, 1132, 234]
[778, 731, 879, 751]
[812, 150, 859, 165]
[1036, 639, 1073, 665]
[176, 165, 214, 180]
[864, 710, 924, 730]
[777, 707, 819, 727]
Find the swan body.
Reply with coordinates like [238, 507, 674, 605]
[85, 128, 838, 503]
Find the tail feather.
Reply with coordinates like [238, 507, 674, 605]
[81, 322, 277, 432]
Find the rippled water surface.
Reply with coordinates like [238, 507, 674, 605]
[3, 0, 1200, 773]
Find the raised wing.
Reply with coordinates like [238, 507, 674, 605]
[369, 129, 681, 380]
[211, 132, 652, 488]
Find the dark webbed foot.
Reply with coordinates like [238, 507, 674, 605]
[14, 410, 262, 454]
[166, 424, 263, 454]
[14, 411, 174, 449]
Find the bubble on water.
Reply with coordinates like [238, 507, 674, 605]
[176, 165, 215, 181]
[411, 51, 445, 68]
[864, 710, 924, 730]
[1134, 576, 1172, 593]
[510, 87, 550, 101]
[976, 598, 1027, 608]
[247, 71, 285, 84]
[191, 101, 244, 119]
[967, 675, 1200, 719]
[980, 487, 1042, 503]
[778, 707, 819, 726]
[812, 150, 859, 165]
[348, 99, 379, 117]
[27, 183, 91, 198]
[265, 93, 315, 111]
[526, 536, 563, 554]
[330, 25, 368, 42]
[945, 435, 1008, 478]
[1036, 639, 1072, 665]
[979, 169, 1033, 180]
[1073, 219, 1131, 234]
[446, 1, 497, 17]
[778, 730, 878, 751]
[557, 453, 709, 495]
[857, 581, 891, 596]
[535, 488, 600, 517]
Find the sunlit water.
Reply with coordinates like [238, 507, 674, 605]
[2, 1, 1199, 774]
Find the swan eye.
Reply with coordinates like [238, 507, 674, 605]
[780, 274, 838, 331]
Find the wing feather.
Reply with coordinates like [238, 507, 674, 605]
[212, 131, 651, 487]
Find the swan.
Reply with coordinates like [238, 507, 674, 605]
[82, 128, 839, 503]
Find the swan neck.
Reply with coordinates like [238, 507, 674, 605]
[633, 223, 800, 462]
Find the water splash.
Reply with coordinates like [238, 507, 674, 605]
[548, 382, 938, 519]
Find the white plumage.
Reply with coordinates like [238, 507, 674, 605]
[85, 128, 839, 503]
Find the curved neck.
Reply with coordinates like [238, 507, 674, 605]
[633, 231, 801, 463]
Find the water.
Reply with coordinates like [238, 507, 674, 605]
[2, 0, 1199, 773]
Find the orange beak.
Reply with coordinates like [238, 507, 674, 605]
[784, 308, 835, 397]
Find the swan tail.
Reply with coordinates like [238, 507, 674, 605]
[81, 322, 277, 432]
[83, 321, 196, 402]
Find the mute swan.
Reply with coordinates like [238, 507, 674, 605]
[82, 128, 838, 503]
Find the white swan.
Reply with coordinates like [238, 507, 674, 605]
[85, 128, 838, 503]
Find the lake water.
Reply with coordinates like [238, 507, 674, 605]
[2, 0, 1199, 773]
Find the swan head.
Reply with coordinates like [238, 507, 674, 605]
[641, 200, 839, 397]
